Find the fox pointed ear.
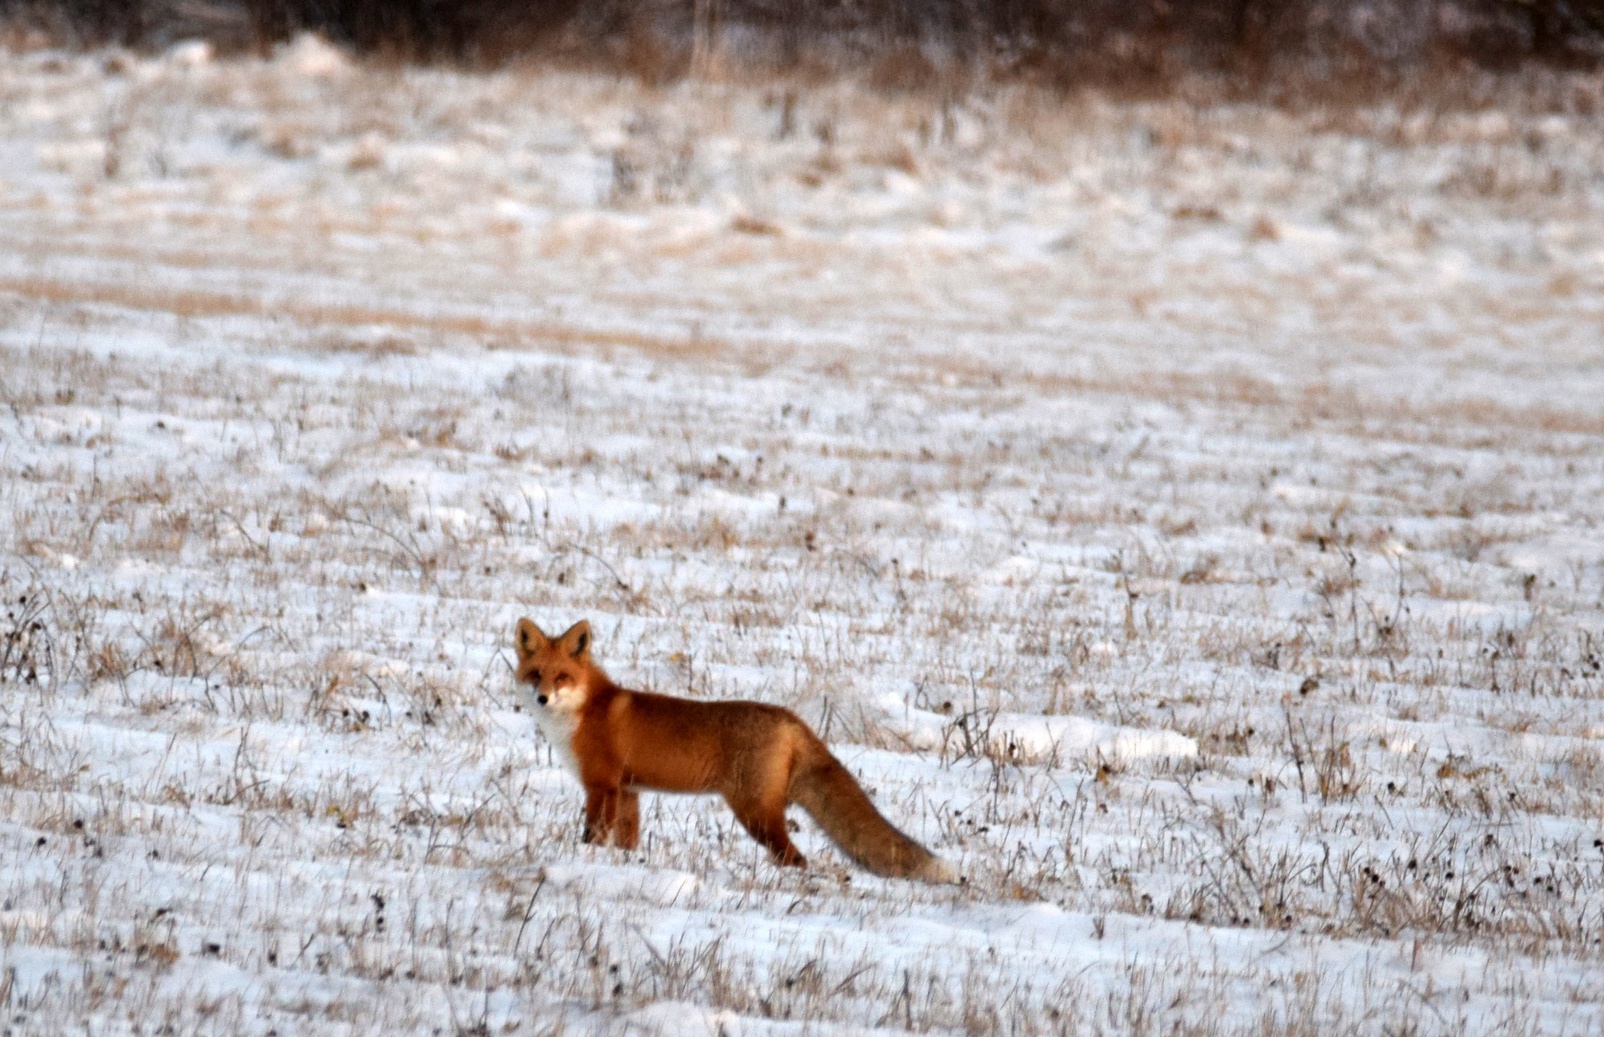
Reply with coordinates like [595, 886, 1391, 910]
[556, 619, 592, 659]
[515, 618, 547, 658]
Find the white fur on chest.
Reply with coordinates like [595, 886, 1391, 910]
[526, 694, 584, 780]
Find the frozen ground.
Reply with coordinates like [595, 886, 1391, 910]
[2, 35, 1604, 1036]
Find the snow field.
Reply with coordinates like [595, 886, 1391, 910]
[2, 35, 1604, 1036]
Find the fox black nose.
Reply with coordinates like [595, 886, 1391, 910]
[536, 694, 548, 706]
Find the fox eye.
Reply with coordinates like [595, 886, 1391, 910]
[527, 669, 541, 684]
[553, 673, 572, 688]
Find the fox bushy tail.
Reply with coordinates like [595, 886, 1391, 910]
[789, 738, 957, 884]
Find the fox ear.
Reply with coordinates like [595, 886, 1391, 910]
[515, 618, 547, 658]
[556, 619, 592, 659]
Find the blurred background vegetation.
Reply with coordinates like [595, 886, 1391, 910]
[4, 0, 1602, 96]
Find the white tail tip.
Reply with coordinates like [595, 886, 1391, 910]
[918, 857, 961, 885]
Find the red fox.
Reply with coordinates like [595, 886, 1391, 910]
[512, 618, 957, 883]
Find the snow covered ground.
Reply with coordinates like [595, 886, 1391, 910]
[2, 35, 1603, 1035]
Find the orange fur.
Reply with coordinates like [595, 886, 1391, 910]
[513, 618, 956, 883]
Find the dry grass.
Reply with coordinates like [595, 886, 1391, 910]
[0, 274, 742, 363]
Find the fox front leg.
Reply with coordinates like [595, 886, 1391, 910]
[582, 786, 609, 844]
[615, 790, 640, 849]
[583, 785, 636, 848]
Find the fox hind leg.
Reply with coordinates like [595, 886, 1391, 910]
[728, 795, 806, 868]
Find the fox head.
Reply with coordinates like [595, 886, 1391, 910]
[513, 618, 594, 715]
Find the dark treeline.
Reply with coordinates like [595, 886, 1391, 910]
[5, 1, 1603, 90]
